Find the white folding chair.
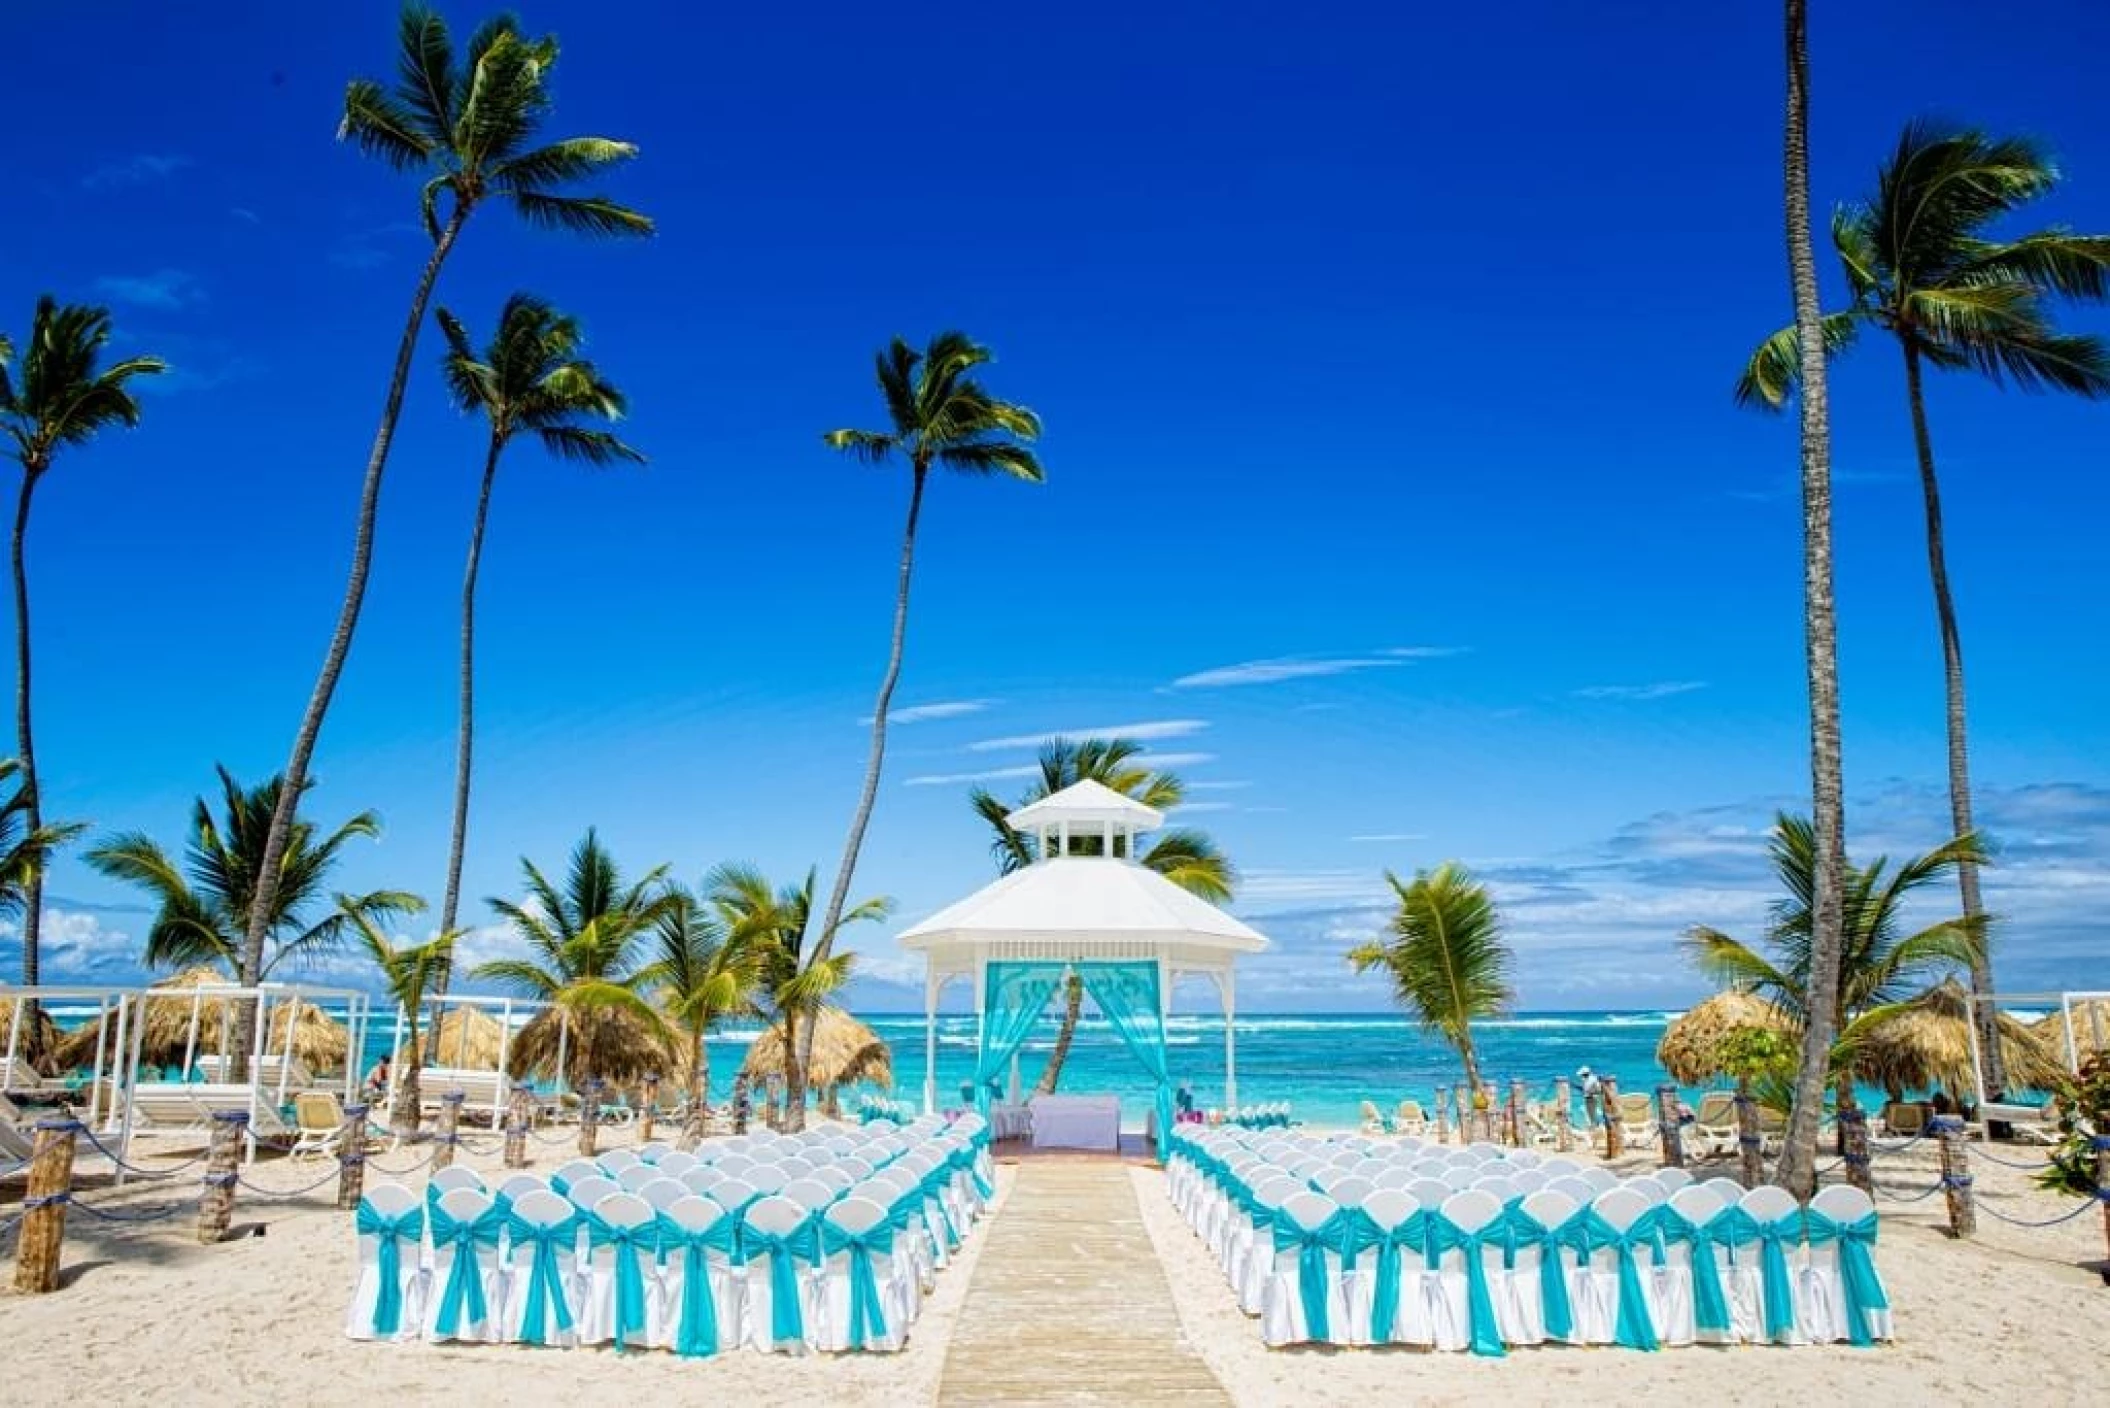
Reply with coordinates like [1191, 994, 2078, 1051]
[745, 1164, 791, 1196]
[1655, 1166, 1695, 1193]
[616, 1163, 659, 1193]
[1429, 1189, 1503, 1353]
[499, 1189, 581, 1347]
[814, 1195, 908, 1352]
[1668, 1183, 1731, 1345]
[742, 1194, 821, 1353]
[782, 1177, 837, 1210]
[712, 1177, 760, 1215]
[682, 1165, 726, 1196]
[655, 1150, 698, 1178]
[636, 1176, 688, 1212]
[1502, 1188, 1580, 1346]
[566, 1175, 619, 1212]
[1547, 1174, 1597, 1204]
[1801, 1185, 1889, 1344]
[429, 1166, 484, 1196]
[576, 1192, 658, 1349]
[422, 1186, 502, 1344]
[1575, 1186, 1658, 1348]
[1348, 1187, 1433, 1347]
[598, 1148, 641, 1174]
[636, 1141, 672, 1164]
[654, 1194, 745, 1357]
[345, 1182, 427, 1342]
[1407, 1177, 1453, 1209]
[495, 1171, 547, 1207]
[1731, 1184, 1808, 1346]
[551, 1159, 600, 1194]
[1261, 1190, 1348, 1346]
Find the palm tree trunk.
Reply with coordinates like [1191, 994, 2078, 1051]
[11, 469, 41, 993]
[1777, 0, 1851, 1202]
[1034, 974, 1085, 1095]
[781, 1008, 807, 1132]
[397, 1038, 424, 1138]
[231, 203, 473, 1076]
[682, 1031, 709, 1148]
[801, 458, 931, 1127]
[1901, 341, 2004, 1094]
[433, 430, 506, 1027]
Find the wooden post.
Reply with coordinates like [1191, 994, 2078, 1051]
[1933, 1114, 1975, 1237]
[335, 1102, 369, 1211]
[1839, 1104, 1873, 1194]
[1656, 1084, 1685, 1168]
[197, 1110, 247, 1244]
[579, 1078, 603, 1159]
[2093, 1133, 2110, 1272]
[1735, 1086, 1765, 1187]
[640, 1075, 659, 1145]
[434, 1091, 464, 1172]
[1601, 1075, 1624, 1159]
[1553, 1077, 1573, 1152]
[1434, 1087, 1452, 1144]
[1453, 1083, 1470, 1141]
[1507, 1079, 1526, 1146]
[12, 1118, 79, 1294]
[504, 1083, 531, 1169]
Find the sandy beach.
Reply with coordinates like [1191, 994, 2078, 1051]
[5, 1122, 2106, 1407]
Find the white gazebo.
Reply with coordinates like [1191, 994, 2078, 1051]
[898, 779, 1267, 1139]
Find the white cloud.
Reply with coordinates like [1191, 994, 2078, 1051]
[902, 764, 1044, 788]
[1170, 657, 1403, 689]
[1573, 681, 1709, 701]
[1174, 801, 1236, 813]
[1136, 752, 1216, 770]
[868, 699, 994, 726]
[968, 719, 1207, 752]
[1349, 833, 1427, 843]
[92, 269, 206, 310]
[82, 153, 192, 190]
[1188, 780, 1251, 791]
[1383, 646, 1470, 659]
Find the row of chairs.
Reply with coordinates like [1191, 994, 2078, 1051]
[348, 1116, 993, 1355]
[1165, 1127, 1893, 1354]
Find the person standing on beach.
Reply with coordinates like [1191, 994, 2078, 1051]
[1577, 1066, 1605, 1129]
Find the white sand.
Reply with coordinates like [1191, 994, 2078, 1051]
[5, 1125, 2106, 1406]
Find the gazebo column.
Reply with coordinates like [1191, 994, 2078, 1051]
[1222, 968, 1237, 1111]
[923, 968, 940, 1114]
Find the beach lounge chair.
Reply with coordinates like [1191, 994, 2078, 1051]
[1616, 1092, 1657, 1146]
[1358, 1100, 1390, 1135]
[0, 1057, 46, 1093]
[345, 1182, 428, 1342]
[292, 1091, 347, 1161]
[1394, 1100, 1430, 1136]
[195, 1054, 314, 1090]
[1688, 1091, 1739, 1158]
[0, 1119, 36, 1171]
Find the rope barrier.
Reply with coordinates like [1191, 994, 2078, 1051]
[364, 1145, 442, 1178]
[72, 1124, 209, 1178]
[1974, 1196, 2102, 1229]
[1866, 1128, 1931, 1155]
[55, 1190, 200, 1224]
[1969, 1145, 2059, 1171]
[234, 1163, 345, 1199]
[1875, 1177, 1949, 1204]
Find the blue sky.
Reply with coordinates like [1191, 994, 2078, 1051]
[3, 2, 2106, 1012]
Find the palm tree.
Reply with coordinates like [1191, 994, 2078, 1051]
[807, 331, 1042, 1114]
[471, 829, 673, 1091]
[84, 766, 417, 977]
[241, 5, 650, 1020]
[0, 298, 163, 986]
[643, 883, 764, 1146]
[1771, 0, 1851, 1202]
[1347, 863, 1513, 1094]
[0, 758, 85, 962]
[967, 737, 1236, 1093]
[702, 864, 890, 1131]
[431, 294, 641, 983]
[1737, 125, 2110, 1096]
[1685, 815, 1985, 1114]
[342, 904, 454, 1134]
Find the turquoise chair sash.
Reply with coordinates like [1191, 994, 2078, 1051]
[1804, 1208, 1887, 1347]
[1332, 1205, 1381, 1276]
[1499, 1204, 1574, 1342]
[655, 1209, 741, 1357]
[745, 1217, 818, 1345]
[1427, 1215, 1507, 1357]
[948, 1143, 992, 1202]
[1270, 1210, 1347, 1341]
[1655, 1205, 1733, 1336]
[581, 1209, 653, 1351]
[1562, 1208, 1659, 1351]
[922, 1170, 961, 1249]
[427, 1200, 503, 1337]
[1718, 1206, 1799, 1343]
[353, 1200, 424, 1338]
[549, 1172, 571, 1197]
[506, 1211, 580, 1346]
[1366, 1208, 1430, 1343]
[819, 1220, 896, 1350]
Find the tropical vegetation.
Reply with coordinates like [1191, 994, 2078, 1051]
[432, 293, 642, 975]
[84, 766, 418, 978]
[0, 759, 85, 961]
[807, 331, 1042, 1102]
[343, 905, 456, 1133]
[645, 881, 764, 1144]
[1, 297, 163, 985]
[1348, 863, 1513, 1095]
[1739, 123, 2110, 1095]
[240, 4, 651, 1017]
[967, 736, 1235, 1092]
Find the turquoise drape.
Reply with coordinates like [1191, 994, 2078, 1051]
[1498, 1203, 1574, 1343]
[1718, 1205, 1800, 1343]
[1427, 1216, 1507, 1356]
[973, 962, 1068, 1114]
[819, 1220, 897, 1349]
[745, 1217, 819, 1345]
[1562, 1206, 1659, 1351]
[1078, 962, 1173, 1163]
[428, 1199, 503, 1337]
[581, 1209, 653, 1351]
[1270, 1210, 1346, 1341]
[353, 1200, 424, 1338]
[655, 1209, 741, 1357]
[1805, 1208, 1887, 1347]
[1366, 1208, 1431, 1343]
[1656, 1204, 1733, 1337]
[507, 1211, 580, 1346]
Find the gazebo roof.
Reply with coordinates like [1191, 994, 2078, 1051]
[899, 857, 1266, 965]
[1005, 778, 1165, 832]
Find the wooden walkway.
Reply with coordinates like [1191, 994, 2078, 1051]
[938, 1162, 1229, 1405]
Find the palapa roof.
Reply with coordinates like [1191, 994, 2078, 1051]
[2033, 998, 2110, 1064]
[740, 1007, 893, 1092]
[425, 1006, 506, 1069]
[1856, 978, 2066, 1096]
[1655, 990, 1792, 1085]
[0, 997, 63, 1075]
[49, 967, 350, 1073]
[505, 1003, 674, 1090]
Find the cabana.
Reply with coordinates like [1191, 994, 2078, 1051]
[898, 780, 1267, 1153]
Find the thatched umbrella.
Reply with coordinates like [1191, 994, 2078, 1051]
[505, 1003, 675, 1091]
[1656, 990, 1792, 1084]
[741, 1008, 893, 1115]
[2033, 998, 2110, 1067]
[0, 997, 64, 1076]
[48, 967, 350, 1075]
[424, 1006, 506, 1069]
[1856, 979, 2067, 1098]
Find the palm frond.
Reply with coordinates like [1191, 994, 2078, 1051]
[508, 191, 654, 238]
[822, 428, 896, 463]
[339, 78, 436, 171]
[1733, 311, 1860, 409]
[490, 137, 639, 193]
[536, 425, 643, 465]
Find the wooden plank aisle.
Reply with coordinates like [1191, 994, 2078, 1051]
[938, 1161, 1230, 1405]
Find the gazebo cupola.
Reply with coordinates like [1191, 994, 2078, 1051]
[1003, 778, 1163, 862]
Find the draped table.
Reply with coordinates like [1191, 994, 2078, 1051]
[1030, 1094, 1121, 1151]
